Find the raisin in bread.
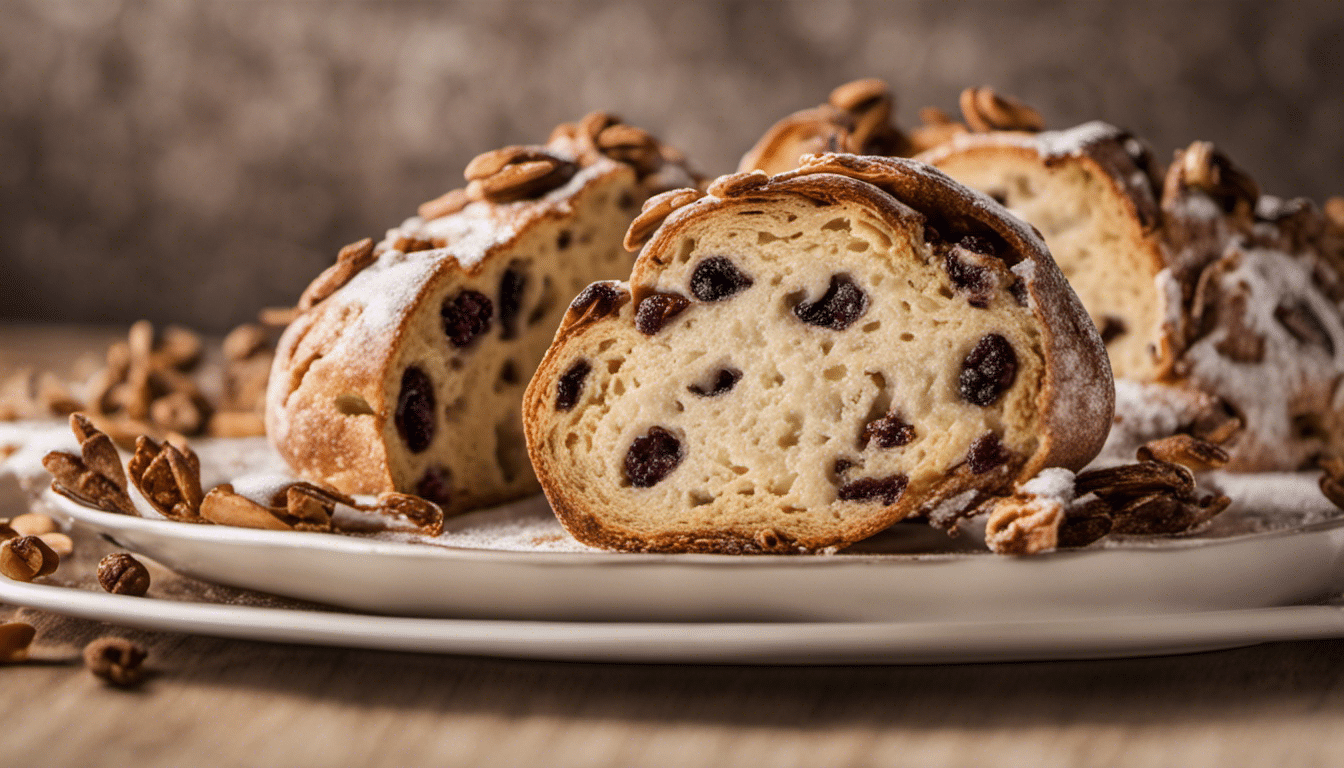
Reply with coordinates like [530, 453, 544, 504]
[522, 154, 1113, 553]
[920, 123, 1344, 470]
[266, 114, 696, 514]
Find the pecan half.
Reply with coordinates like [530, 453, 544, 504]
[959, 86, 1044, 133]
[417, 188, 472, 221]
[707, 170, 770, 198]
[595, 123, 663, 178]
[464, 146, 577, 203]
[298, 237, 377, 311]
[43, 414, 137, 516]
[127, 436, 204, 521]
[624, 187, 704, 251]
[1136, 434, 1230, 472]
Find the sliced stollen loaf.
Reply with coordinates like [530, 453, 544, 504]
[522, 154, 1113, 553]
[919, 120, 1344, 470]
[266, 114, 696, 515]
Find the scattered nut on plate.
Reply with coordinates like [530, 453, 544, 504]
[0, 621, 36, 663]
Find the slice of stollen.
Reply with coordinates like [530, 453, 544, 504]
[522, 154, 1113, 553]
[266, 114, 696, 515]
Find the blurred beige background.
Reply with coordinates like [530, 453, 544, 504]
[2, 0, 1341, 331]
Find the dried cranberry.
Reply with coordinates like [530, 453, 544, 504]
[569, 282, 624, 320]
[690, 257, 753, 301]
[415, 464, 452, 506]
[958, 333, 1018, 406]
[967, 432, 1010, 474]
[837, 474, 908, 505]
[441, 290, 493, 348]
[635, 292, 690, 335]
[624, 427, 684, 487]
[688, 368, 741, 397]
[793, 274, 869, 330]
[555, 359, 591, 411]
[1099, 316, 1127, 344]
[861, 412, 915, 449]
[498, 266, 526, 340]
[395, 366, 436, 453]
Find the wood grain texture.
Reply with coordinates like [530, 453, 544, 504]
[5, 325, 1344, 767]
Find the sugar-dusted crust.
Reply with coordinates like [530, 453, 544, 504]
[266, 117, 696, 514]
[921, 124, 1344, 470]
[523, 155, 1113, 553]
[918, 122, 1174, 380]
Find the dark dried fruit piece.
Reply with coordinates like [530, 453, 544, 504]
[1099, 316, 1127, 344]
[441, 290, 493, 348]
[690, 257, 753, 301]
[966, 432, 1010, 474]
[635, 292, 691, 335]
[861, 412, 915, 449]
[498, 266, 527, 340]
[958, 333, 1018, 406]
[837, 474, 908, 505]
[395, 366, 436, 453]
[624, 427, 684, 487]
[555, 359, 592, 411]
[1275, 300, 1335, 355]
[833, 458, 856, 477]
[793, 274, 870, 330]
[688, 368, 741, 397]
[1008, 278, 1029, 307]
[416, 464, 453, 506]
[569, 282, 625, 322]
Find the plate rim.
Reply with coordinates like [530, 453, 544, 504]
[5, 576, 1344, 664]
[45, 489, 1344, 567]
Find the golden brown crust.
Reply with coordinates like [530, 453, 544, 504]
[267, 115, 692, 504]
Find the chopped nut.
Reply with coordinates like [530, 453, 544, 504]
[9, 512, 58, 537]
[38, 532, 73, 557]
[417, 188, 472, 221]
[198, 485, 293, 530]
[83, 637, 148, 687]
[375, 492, 444, 536]
[222, 323, 270, 362]
[98, 553, 151, 596]
[959, 86, 1044, 133]
[0, 622, 37, 663]
[298, 237, 377, 311]
[706, 170, 770, 198]
[1166, 140, 1260, 217]
[1137, 435, 1230, 471]
[127, 436, 204, 521]
[44, 416, 138, 516]
[155, 326, 203, 370]
[984, 494, 1063, 555]
[0, 535, 59, 581]
[624, 187, 704, 251]
[828, 78, 891, 113]
[464, 146, 578, 203]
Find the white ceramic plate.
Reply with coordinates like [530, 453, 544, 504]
[44, 488, 1344, 623]
[4, 576, 1344, 664]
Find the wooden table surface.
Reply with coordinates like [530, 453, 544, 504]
[4, 323, 1344, 768]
